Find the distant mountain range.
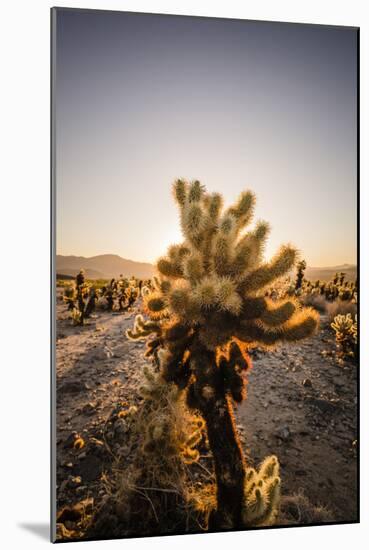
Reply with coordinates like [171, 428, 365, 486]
[56, 254, 154, 279]
[56, 254, 356, 282]
[305, 264, 357, 282]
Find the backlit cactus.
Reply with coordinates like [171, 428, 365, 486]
[300, 276, 356, 304]
[127, 179, 319, 528]
[242, 455, 281, 526]
[100, 277, 140, 312]
[331, 313, 357, 358]
[295, 259, 306, 291]
[64, 270, 97, 325]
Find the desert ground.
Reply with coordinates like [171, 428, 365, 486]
[55, 291, 357, 538]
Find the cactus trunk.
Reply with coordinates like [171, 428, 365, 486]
[191, 348, 246, 529]
[202, 396, 246, 529]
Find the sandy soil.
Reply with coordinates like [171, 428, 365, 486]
[55, 293, 358, 532]
[238, 337, 357, 522]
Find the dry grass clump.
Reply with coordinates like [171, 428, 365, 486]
[279, 490, 333, 525]
[326, 300, 357, 323]
[90, 365, 208, 538]
[301, 292, 357, 321]
[301, 293, 328, 314]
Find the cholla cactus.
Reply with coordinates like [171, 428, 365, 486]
[295, 260, 306, 291]
[242, 455, 281, 526]
[84, 287, 97, 318]
[126, 286, 139, 309]
[323, 272, 355, 302]
[76, 268, 85, 287]
[64, 270, 97, 325]
[63, 285, 76, 311]
[127, 180, 319, 528]
[103, 279, 116, 311]
[101, 277, 139, 312]
[331, 313, 357, 358]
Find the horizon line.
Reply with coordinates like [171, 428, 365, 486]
[56, 251, 357, 270]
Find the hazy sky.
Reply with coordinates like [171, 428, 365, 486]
[55, 9, 357, 267]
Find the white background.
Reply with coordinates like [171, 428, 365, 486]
[0, 0, 367, 548]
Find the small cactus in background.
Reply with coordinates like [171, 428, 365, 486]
[63, 285, 76, 311]
[100, 277, 139, 312]
[84, 287, 97, 318]
[64, 269, 97, 325]
[331, 313, 357, 358]
[63, 273, 142, 320]
[103, 279, 117, 311]
[295, 259, 306, 291]
[75, 268, 85, 287]
[127, 179, 319, 529]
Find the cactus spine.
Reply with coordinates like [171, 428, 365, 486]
[127, 180, 319, 529]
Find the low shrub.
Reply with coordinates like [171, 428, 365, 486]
[326, 300, 357, 323]
[301, 293, 328, 314]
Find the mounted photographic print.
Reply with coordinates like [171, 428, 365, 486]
[51, 7, 359, 542]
